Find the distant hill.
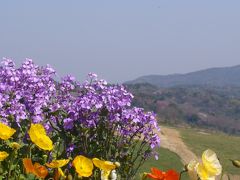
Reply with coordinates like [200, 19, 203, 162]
[125, 65, 240, 87]
[126, 83, 240, 135]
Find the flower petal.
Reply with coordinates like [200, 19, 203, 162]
[23, 158, 35, 174]
[187, 160, 199, 180]
[202, 149, 222, 176]
[46, 159, 70, 168]
[28, 124, 53, 151]
[0, 122, 16, 140]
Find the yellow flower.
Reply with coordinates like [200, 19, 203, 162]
[0, 151, 9, 161]
[0, 122, 16, 140]
[46, 159, 70, 179]
[45, 159, 70, 168]
[28, 124, 53, 151]
[23, 158, 48, 179]
[197, 149, 222, 179]
[73, 155, 93, 177]
[92, 158, 116, 171]
[93, 158, 116, 180]
[187, 149, 222, 180]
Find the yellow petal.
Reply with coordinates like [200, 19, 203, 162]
[101, 170, 111, 180]
[58, 168, 65, 177]
[0, 122, 16, 140]
[28, 124, 53, 151]
[46, 159, 70, 168]
[54, 168, 65, 179]
[73, 155, 93, 177]
[92, 158, 102, 169]
[197, 163, 215, 180]
[202, 149, 222, 176]
[187, 160, 199, 180]
[0, 151, 9, 161]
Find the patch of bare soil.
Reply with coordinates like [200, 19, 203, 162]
[156, 126, 197, 164]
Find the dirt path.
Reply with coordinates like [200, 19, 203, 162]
[156, 126, 198, 164]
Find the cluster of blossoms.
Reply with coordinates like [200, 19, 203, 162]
[0, 122, 119, 179]
[0, 58, 160, 179]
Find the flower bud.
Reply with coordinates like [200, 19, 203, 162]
[230, 159, 240, 168]
[114, 162, 120, 168]
[43, 154, 48, 163]
[67, 174, 73, 180]
[10, 142, 21, 150]
[110, 170, 117, 180]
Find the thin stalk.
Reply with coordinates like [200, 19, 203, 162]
[179, 170, 187, 180]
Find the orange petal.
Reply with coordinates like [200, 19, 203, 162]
[34, 163, 48, 179]
[23, 158, 35, 174]
[165, 169, 179, 180]
[151, 167, 164, 177]
[147, 173, 161, 179]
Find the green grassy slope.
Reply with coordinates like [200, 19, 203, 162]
[136, 147, 188, 180]
[180, 128, 240, 175]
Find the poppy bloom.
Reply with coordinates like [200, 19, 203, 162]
[28, 124, 53, 151]
[46, 159, 70, 179]
[0, 122, 16, 140]
[45, 159, 70, 168]
[72, 155, 93, 177]
[187, 149, 222, 180]
[147, 167, 179, 180]
[197, 149, 222, 180]
[23, 158, 48, 179]
[92, 158, 116, 180]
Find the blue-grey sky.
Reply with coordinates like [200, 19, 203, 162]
[0, 1, 240, 83]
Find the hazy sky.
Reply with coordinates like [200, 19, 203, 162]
[0, 1, 240, 83]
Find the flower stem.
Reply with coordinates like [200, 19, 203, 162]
[179, 170, 187, 180]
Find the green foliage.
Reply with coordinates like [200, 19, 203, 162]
[127, 84, 240, 135]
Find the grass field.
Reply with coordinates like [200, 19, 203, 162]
[136, 147, 188, 180]
[179, 128, 240, 175]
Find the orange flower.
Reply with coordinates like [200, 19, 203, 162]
[147, 168, 179, 180]
[34, 163, 49, 179]
[23, 158, 48, 179]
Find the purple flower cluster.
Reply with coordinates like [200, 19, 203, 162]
[0, 58, 160, 158]
[0, 58, 56, 124]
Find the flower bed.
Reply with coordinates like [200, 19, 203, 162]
[0, 59, 160, 179]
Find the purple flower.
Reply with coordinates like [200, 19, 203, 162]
[63, 118, 74, 130]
